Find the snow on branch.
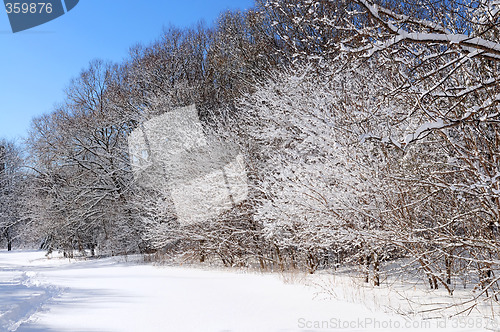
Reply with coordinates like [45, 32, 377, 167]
[346, 0, 500, 60]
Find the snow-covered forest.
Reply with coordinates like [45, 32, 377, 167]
[1, 0, 500, 314]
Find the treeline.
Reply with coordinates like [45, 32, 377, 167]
[1, 0, 500, 305]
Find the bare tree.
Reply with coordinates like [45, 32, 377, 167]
[0, 139, 26, 251]
[26, 60, 144, 256]
[337, 0, 500, 298]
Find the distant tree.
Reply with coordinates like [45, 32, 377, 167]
[0, 139, 25, 251]
[26, 60, 144, 256]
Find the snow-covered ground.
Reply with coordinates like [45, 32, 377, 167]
[0, 251, 489, 331]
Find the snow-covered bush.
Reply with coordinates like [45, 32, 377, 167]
[235, 60, 405, 276]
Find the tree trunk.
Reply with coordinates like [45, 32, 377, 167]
[363, 254, 371, 283]
[4, 229, 12, 251]
[445, 255, 452, 285]
[199, 240, 206, 263]
[373, 252, 380, 286]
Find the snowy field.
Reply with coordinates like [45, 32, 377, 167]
[0, 251, 490, 332]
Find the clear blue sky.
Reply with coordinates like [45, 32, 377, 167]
[0, 0, 255, 141]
